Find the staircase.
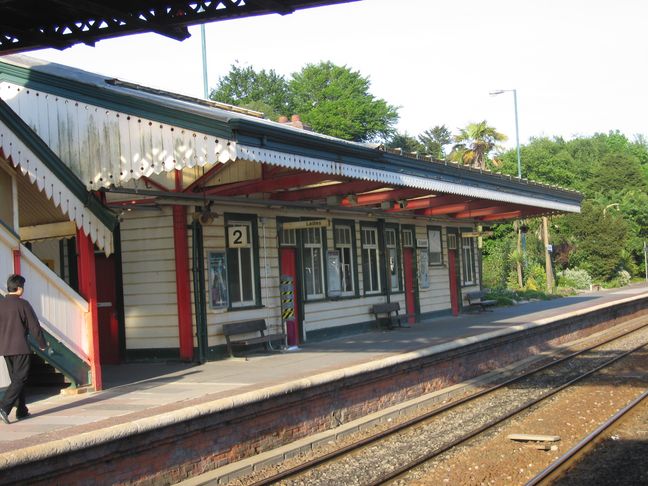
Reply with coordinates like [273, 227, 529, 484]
[0, 223, 94, 393]
[27, 355, 71, 390]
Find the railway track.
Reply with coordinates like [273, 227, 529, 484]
[231, 319, 648, 486]
[527, 388, 648, 485]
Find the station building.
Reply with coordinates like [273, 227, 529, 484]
[0, 55, 582, 390]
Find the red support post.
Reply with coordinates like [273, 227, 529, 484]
[76, 228, 102, 391]
[173, 171, 194, 361]
[12, 249, 20, 274]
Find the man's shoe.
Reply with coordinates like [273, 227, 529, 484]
[15, 411, 31, 420]
[0, 409, 10, 425]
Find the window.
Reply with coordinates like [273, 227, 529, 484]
[226, 220, 257, 307]
[385, 227, 400, 292]
[302, 227, 325, 299]
[428, 227, 443, 265]
[447, 233, 458, 251]
[461, 235, 476, 285]
[402, 229, 414, 248]
[279, 227, 297, 246]
[334, 224, 356, 295]
[361, 226, 381, 294]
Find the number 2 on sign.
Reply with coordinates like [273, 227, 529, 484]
[228, 226, 249, 247]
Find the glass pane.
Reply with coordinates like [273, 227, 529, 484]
[342, 247, 353, 292]
[240, 248, 253, 301]
[370, 248, 379, 292]
[313, 247, 322, 295]
[389, 248, 399, 290]
[229, 251, 241, 303]
[304, 249, 314, 296]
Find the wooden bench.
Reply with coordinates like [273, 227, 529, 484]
[371, 302, 403, 330]
[222, 319, 286, 358]
[465, 291, 497, 312]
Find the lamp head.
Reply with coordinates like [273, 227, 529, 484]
[489, 90, 506, 96]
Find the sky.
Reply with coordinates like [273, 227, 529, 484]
[25, 0, 648, 149]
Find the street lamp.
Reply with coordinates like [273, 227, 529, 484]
[490, 89, 521, 179]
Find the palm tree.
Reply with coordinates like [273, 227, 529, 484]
[449, 121, 507, 170]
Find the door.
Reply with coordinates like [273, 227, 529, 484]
[447, 231, 460, 316]
[279, 247, 302, 345]
[403, 247, 416, 324]
[95, 254, 120, 364]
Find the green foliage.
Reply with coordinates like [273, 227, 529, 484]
[385, 132, 425, 154]
[448, 121, 507, 170]
[210, 63, 291, 121]
[555, 200, 628, 280]
[211, 61, 399, 142]
[289, 62, 399, 142]
[489, 130, 648, 284]
[484, 288, 558, 304]
[615, 269, 632, 287]
[525, 263, 547, 291]
[557, 268, 592, 290]
[418, 125, 452, 159]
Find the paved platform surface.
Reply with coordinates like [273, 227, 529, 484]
[0, 284, 647, 455]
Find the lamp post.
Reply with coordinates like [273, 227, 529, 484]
[489, 89, 521, 179]
[200, 24, 209, 99]
[491, 89, 525, 286]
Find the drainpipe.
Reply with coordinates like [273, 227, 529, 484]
[191, 219, 208, 363]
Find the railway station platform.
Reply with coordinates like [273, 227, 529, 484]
[1, 283, 647, 484]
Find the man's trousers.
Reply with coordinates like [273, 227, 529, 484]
[0, 354, 30, 414]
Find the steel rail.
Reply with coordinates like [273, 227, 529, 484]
[245, 320, 648, 486]
[369, 341, 648, 486]
[526, 387, 648, 486]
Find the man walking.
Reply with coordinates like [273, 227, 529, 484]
[0, 274, 47, 424]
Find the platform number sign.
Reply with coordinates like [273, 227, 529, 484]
[228, 226, 249, 248]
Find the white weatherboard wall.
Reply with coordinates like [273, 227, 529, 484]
[119, 204, 475, 354]
[120, 208, 180, 349]
[201, 206, 282, 346]
[416, 225, 451, 316]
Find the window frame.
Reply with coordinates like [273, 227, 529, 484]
[384, 223, 402, 293]
[301, 226, 326, 301]
[333, 219, 359, 298]
[427, 225, 444, 266]
[360, 223, 382, 295]
[224, 213, 262, 309]
[460, 229, 477, 286]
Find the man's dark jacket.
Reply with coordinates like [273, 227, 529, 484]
[0, 294, 47, 355]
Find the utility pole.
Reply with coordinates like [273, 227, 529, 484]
[514, 221, 523, 288]
[644, 240, 647, 282]
[543, 217, 554, 292]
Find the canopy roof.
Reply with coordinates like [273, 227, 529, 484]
[0, 55, 582, 235]
[0, 0, 357, 54]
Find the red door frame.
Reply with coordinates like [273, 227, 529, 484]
[173, 171, 194, 362]
[95, 254, 120, 364]
[76, 228, 102, 390]
[279, 246, 301, 344]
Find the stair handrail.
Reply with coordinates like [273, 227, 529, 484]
[19, 243, 91, 363]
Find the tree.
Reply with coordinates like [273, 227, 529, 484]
[554, 200, 628, 281]
[418, 125, 452, 160]
[385, 132, 425, 155]
[289, 62, 399, 142]
[211, 63, 292, 121]
[448, 121, 507, 170]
